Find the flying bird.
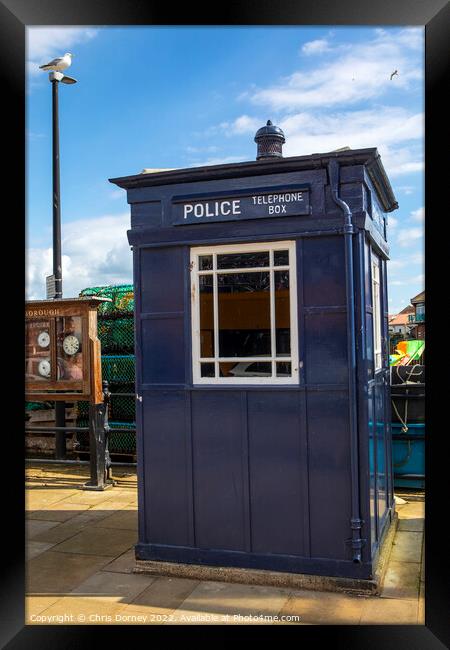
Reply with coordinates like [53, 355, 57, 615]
[39, 53, 73, 72]
[390, 70, 398, 80]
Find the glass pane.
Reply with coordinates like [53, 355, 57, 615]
[56, 316, 84, 381]
[275, 270, 291, 355]
[274, 250, 289, 266]
[199, 274, 214, 357]
[219, 361, 272, 378]
[218, 272, 271, 357]
[217, 251, 269, 269]
[199, 255, 213, 270]
[276, 361, 292, 377]
[200, 362, 215, 377]
[25, 320, 52, 381]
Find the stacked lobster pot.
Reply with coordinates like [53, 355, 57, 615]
[76, 284, 136, 460]
[390, 365, 425, 490]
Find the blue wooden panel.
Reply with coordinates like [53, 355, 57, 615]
[191, 391, 246, 551]
[131, 201, 162, 228]
[140, 247, 185, 313]
[142, 390, 191, 546]
[368, 385, 377, 547]
[302, 236, 346, 308]
[247, 391, 305, 556]
[364, 238, 372, 309]
[304, 313, 348, 384]
[307, 390, 352, 560]
[123, 157, 395, 578]
[141, 318, 184, 384]
[375, 376, 387, 526]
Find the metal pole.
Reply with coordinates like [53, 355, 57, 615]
[52, 78, 62, 300]
[51, 77, 66, 460]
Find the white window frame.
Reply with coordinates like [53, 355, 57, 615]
[190, 240, 299, 385]
[371, 253, 383, 371]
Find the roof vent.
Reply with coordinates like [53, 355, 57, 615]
[254, 120, 285, 160]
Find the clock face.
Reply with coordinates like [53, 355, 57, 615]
[63, 334, 80, 356]
[37, 331, 50, 348]
[38, 359, 51, 378]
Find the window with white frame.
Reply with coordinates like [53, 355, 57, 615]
[371, 253, 383, 370]
[190, 241, 299, 384]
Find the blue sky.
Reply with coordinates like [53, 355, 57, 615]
[26, 26, 424, 313]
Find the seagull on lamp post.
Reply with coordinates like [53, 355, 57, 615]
[39, 52, 73, 72]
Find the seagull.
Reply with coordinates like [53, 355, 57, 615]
[390, 69, 398, 80]
[39, 53, 73, 72]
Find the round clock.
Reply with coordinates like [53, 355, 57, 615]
[62, 335, 80, 356]
[37, 331, 50, 348]
[38, 359, 51, 378]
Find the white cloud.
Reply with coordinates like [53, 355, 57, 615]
[377, 143, 424, 177]
[409, 251, 424, 265]
[410, 207, 424, 222]
[26, 213, 132, 299]
[219, 115, 261, 136]
[301, 39, 332, 56]
[388, 259, 406, 271]
[248, 28, 423, 111]
[109, 189, 126, 200]
[397, 227, 423, 247]
[273, 107, 423, 178]
[26, 27, 98, 76]
[387, 216, 398, 229]
[397, 185, 415, 195]
[190, 155, 247, 167]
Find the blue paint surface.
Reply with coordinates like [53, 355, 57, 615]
[112, 151, 396, 579]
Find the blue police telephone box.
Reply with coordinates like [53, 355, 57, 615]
[110, 122, 397, 582]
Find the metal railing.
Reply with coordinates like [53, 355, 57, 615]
[408, 313, 425, 323]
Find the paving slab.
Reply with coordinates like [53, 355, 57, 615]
[420, 552, 425, 584]
[172, 581, 291, 625]
[88, 498, 136, 512]
[278, 589, 368, 625]
[91, 510, 137, 530]
[26, 519, 60, 540]
[27, 551, 112, 594]
[29, 596, 129, 624]
[26, 595, 62, 619]
[397, 502, 425, 520]
[51, 526, 137, 557]
[26, 541, 57, 561]
[380, 560, 421, 600]
[59, 491, 125, 506]
[418, 581, 425, 624]
[26, 489, 79, 508]
[30, 522, 91, 546]
[71, 570, 154, 603]
[27, 503, 89, 522]
[24, 464, 424, 626]
[360, 597, 419, 624]
[390, 531, 423, 563]
[397, 518, 424, 532]
[102, 548, 137, 574]
[129, 577, 199, 613]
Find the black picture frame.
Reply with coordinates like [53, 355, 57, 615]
[2, 0, 446, 646]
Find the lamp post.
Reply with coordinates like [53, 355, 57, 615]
[48, 69, 77, 459]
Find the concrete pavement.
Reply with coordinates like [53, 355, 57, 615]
[26, 463, 424, 625]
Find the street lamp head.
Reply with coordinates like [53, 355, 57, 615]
[61, 75, 77, 85]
